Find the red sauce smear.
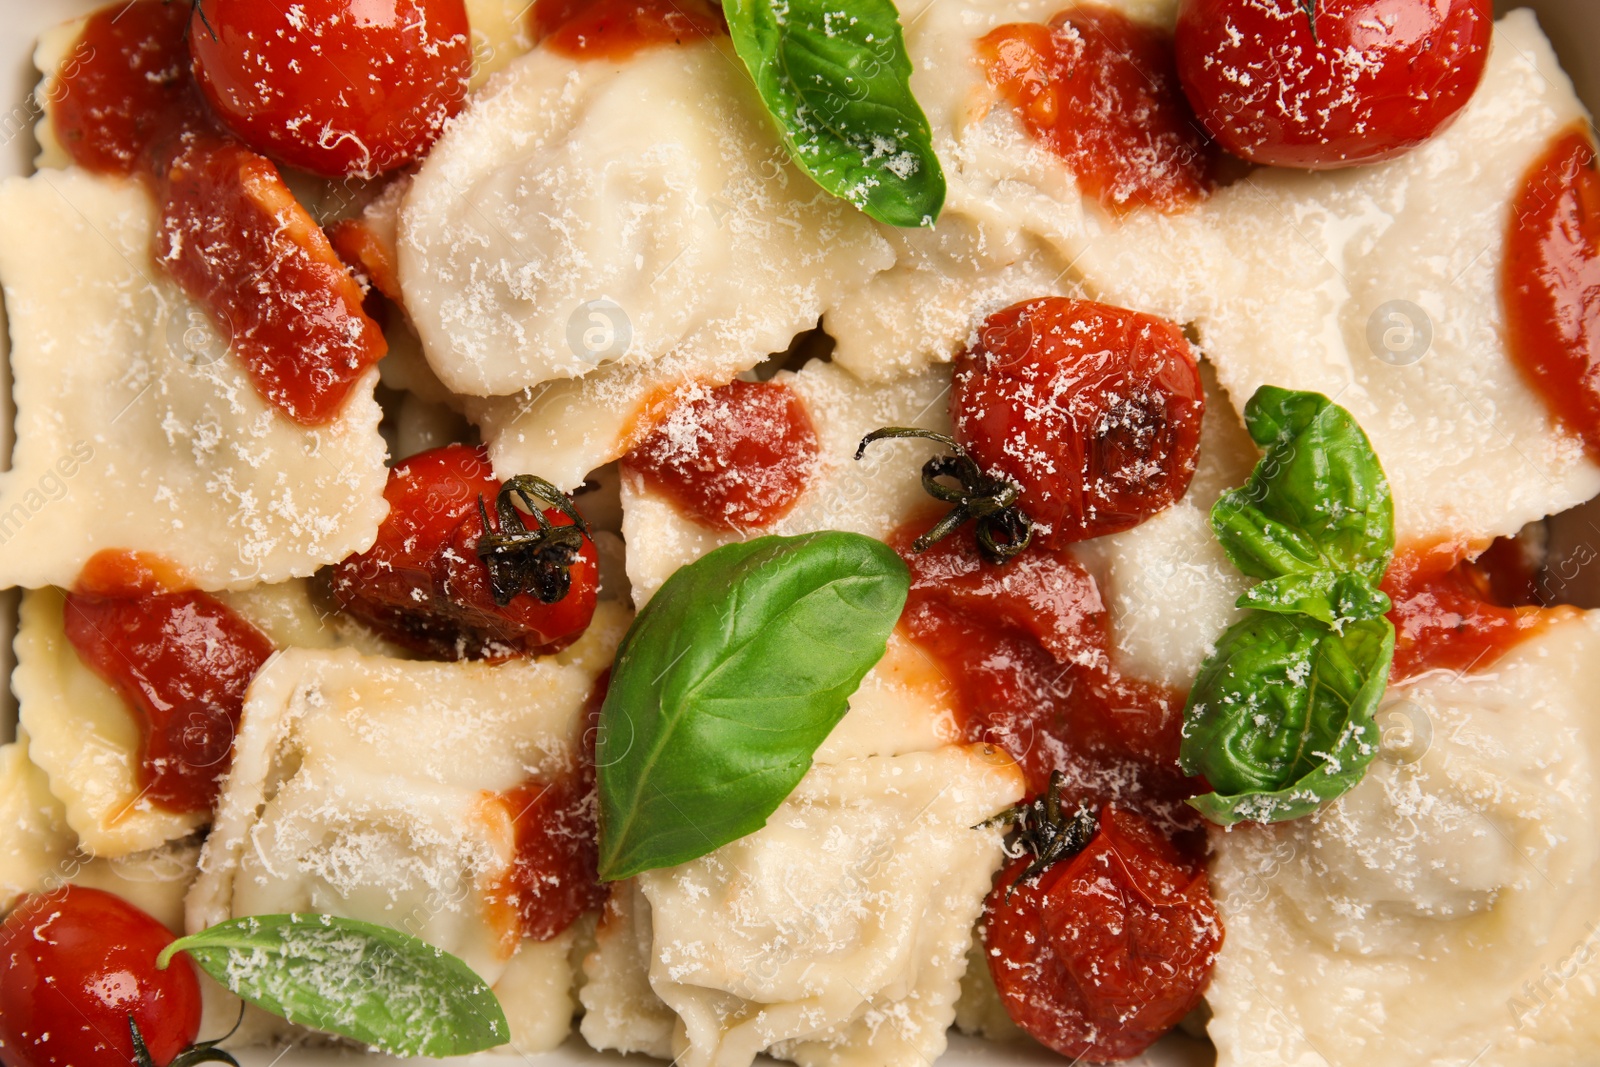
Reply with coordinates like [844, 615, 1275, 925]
[1503, 124, 1600, 459]
[1382, 540, 1568, 682]
[622, 380, 819, 531]
[52, 1, 385, 425]
[976, 4, 1221, 215]
[485, 672, 609, 946]
[890, 523, 1202, 846]
[530, 0, 726, 59]
[62, 550, 275, 814]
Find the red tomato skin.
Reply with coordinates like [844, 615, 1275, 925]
[952, 298, 1205, 545]
[1174, 0, 1492, 170]
[188, 0, 472, 179]
[622, 380, 819, 531]
[984, 807, 1222, 1061]
[977, 5, 1220, 215]
[0, 887, 203, 1067]
[330, 445, 599, 661]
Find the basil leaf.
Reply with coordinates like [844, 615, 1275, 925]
[1210, 387, 1394, 627]
[597, 531, 909, 880]
[157, 915, 508, 1056]
[723, 0, 945, 228]
[1180, 613, 1394, 825]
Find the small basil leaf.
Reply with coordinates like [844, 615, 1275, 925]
[1181, 613, 1394, 825]
[597, 531, 909, 880]
[723, 0, 945, 227]
[1236, 571, 1392, 628]
[1211, 386, 1394, 612]
[157, 915, 508, 1056]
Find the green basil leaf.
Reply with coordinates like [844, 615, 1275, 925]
[1180, 613, 1394, 825]
[1211, 387, 1394, 626]
[597, 531, 909, 880]
[723, 0, 945, 228]
[157, 915, 508, 1056]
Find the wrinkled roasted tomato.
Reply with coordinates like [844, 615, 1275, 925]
[0, 887, 204, 1067]
[1503, 126, 1600, 462]
[1175, 0, 1492, 169]
[51, 0, 386, 424]
[188, 0, 472, 179]
[952, 298, 1206, 545]
[978, 4, 1221, 214]
[984, 806, 1222, 1061]
[63, 550, 275, 814]
[485, 672, 610, 945]
[623, 379, 819, 531]
[330, 444, 599, 661]
[530, 0, 727, 59]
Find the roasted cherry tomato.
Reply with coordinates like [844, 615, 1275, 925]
[1174, 0, 1492, 169]
[984, 805, 1222, 1061]
[188, 0, 472, 178]
[622, 379, 819, 531]
[0, 887, 203, 1067]
[330, 444, 599, 661]
[64, 551, 276, 815]
[951, 298, 1205, 545]
[977, 4, 1220, 215]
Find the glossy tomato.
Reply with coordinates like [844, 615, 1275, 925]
[952, 298, 1205, 545]
[0, 887, 202, 1067]
[984, 806, 1222, 1060]
[330, 444, 599, 661]
[1174, 0, 1492, 169]
[188, 0, 472, 178]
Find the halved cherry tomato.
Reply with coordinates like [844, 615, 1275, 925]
[622, 379, 819, 531]
[951, 298, 1205, 545]
[1174, 0, 1492, 169]
[0, 886, 203, 1067]
[188, 0, 472, 178]
[64, 550, 276, 815]
[984, 806, 1221, 1061]
[330, 445, 599, 661]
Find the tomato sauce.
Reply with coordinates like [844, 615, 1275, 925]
[1503, 125, 1600, 459]
[890, 523, 1201, 844]
[623, 380, 819, 531]
[52, 1, 385, 425]
[62, 550, 275, 814]
[976, 4, 1220, 215]
[484, 673, 609, 946]
[530, 0, 727, 59]
[1382, 540, 1566, 682]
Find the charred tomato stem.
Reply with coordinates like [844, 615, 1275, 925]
[855, 427, 1034, 565]
[475, 475, 594, 607]
[129, 1006, 243, 1067]
[979, 771, 1101, 899]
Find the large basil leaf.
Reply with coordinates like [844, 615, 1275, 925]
[597, 531, 909, 880]
[158, 915, 508, 1056]
[723, 0, 945, 228]
[1211, 387, 1394, 627]
[1181, 613, 1394, 825]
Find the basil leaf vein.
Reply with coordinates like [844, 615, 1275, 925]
[158, 914, 508, 1056]
[723, 0, 945, 228]
[597, 531, 909, 880]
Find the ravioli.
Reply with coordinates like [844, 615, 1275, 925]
[582, 746, 1024, 1067]
[187, 603, 628, 1051]
[1075, 11, 1600, 546]
[399, 40, 893, 398]
[1206, 611, 1600, 1067]
[0, 169, 389, 591]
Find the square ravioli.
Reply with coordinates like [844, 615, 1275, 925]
[187, 604, 627, 1051]
[0, 169, 388, 591]
[581, 745, 1024, 1067]
[1206, 610, 1600, 1067]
